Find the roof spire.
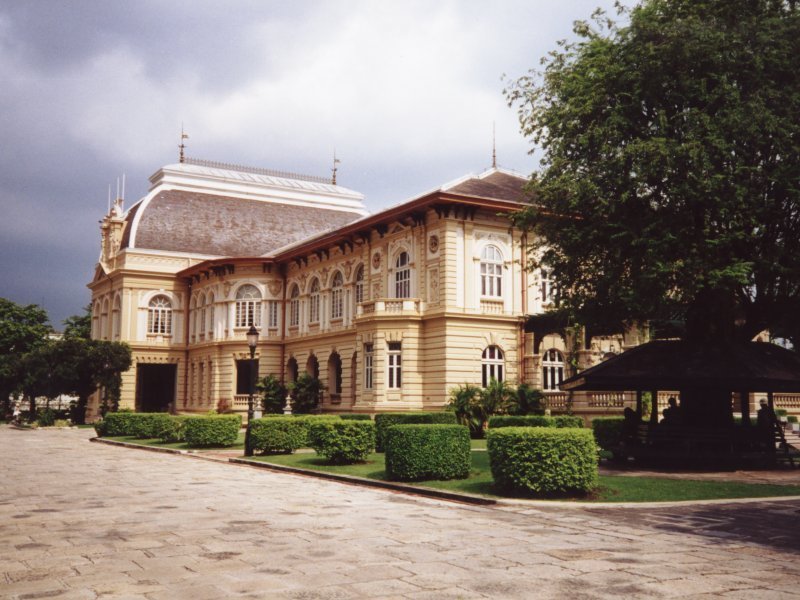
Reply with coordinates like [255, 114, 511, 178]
[492, 121, 497, 169]
[331, 149, 341, 185]
[179, 124, 189, 163]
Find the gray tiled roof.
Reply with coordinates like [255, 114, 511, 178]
[122, 189, 362, 257]
[446, 170, 529, 202]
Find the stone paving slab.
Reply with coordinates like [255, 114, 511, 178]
[2, 426, 800, 599]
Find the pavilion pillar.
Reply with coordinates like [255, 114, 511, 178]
[636, 390, 643, 418]
[740, 391, 751, 427]
[650, 390, 659, 425]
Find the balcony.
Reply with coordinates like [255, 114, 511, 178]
[357, 298, 422, 318]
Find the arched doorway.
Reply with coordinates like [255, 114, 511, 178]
[327, 352, 342, 403]
[287, 357, 298, 383]
[306, 354, 319, 379]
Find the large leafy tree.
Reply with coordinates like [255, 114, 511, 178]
[506, 0, 800, 346]
[0, 298, 51, 417]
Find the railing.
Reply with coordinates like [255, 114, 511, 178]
[357, 299, 421, 317]
[588, 392, 626, 408]
[479, 300, 505, 315]
[775, 394, 800, 409]
[544, 392, 568, 411]
[233, 394, 251, 409]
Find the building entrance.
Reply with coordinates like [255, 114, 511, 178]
[136, 364, 177, 412]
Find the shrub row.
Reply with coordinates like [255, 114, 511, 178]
[591, 417, 625, 452]
[375, 412, 457, 451]
[98, 412, 167, 438]
[488, 415, 584, 429]
[385, 424, 471, 481]
[248, 415, 340, 454]
[308, 420, 375, 464]
[487, 427, 598, 495]
[183, 415, 242, 447]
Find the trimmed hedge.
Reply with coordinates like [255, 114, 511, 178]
[591, 417, 625, 452]
[488, 415, 554, 428]
[384, 424, 471, 481]
[308, 420, 375, 464]
[101, 412, 167, 438]
[339, 414, 373, 421]
[184, 415, 242, 447]
[248, 415, 340, 454]
[155, 415, 190, 443]
[554, 415, 584, 428]
[374, 412, 457, 452]
[487, 427, 598, 495]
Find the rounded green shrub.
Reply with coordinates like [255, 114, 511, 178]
[487, 427, 598, 495]
[102, 412, 166, 438]
[374, 412, 457, 452]
[384, 424, 471, 481]
[554, 415, 584, 428]
[308, 420, 375, 464]
[488, 415, 554, 428]
[249, 417, 311, 454]
[184, 415, 242, 447]
[591, 417, 625, 452]
[154, 415, 190, 443]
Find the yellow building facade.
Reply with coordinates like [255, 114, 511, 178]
[87, 158, 628, 420]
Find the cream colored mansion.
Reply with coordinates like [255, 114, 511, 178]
[87, 158, 627, 419]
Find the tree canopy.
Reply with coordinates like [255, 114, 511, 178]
[506, 0, 800, 346]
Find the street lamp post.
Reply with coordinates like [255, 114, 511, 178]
[244, 325, 259, 457]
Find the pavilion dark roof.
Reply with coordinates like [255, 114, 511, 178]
[446, 171, 529, 203]
[122, 190, 361, 257]
[561, 340, 800, 393]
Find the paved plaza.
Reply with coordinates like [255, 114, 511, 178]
[2, 427, 799, 599]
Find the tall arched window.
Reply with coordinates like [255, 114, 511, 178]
[480, 245, 503, 298]
[395, 251, 411, 298]
[148, 295, 172, 335]
[354, 264, 365, 310]
[482, 346, 504, 387]
[328, 352, 342, 398]
[235, 285, 261, 328]
[92, 301, 100, 339]
[207, 292, 215, 339]
[198, 292, 206, 336]
[330, 272, 344, 320]
[542, 349, 565, 391]
[112, 295, 121, 341]
[289, 284, 300, 327]
[100, 298, 109, 340]
[308, 278, 320, 324]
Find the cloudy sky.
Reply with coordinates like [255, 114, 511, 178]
[0, 0, 626, 328]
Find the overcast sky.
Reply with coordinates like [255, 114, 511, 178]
[0, 0, 627, 328]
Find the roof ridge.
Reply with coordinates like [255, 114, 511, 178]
[183, 157, 330, 185]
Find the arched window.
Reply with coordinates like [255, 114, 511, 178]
[207, 292, 215, 339]
[330, 272, 344, 320]
[235, 285, 261, 328]
[328, 352, 342, 397]
[306, 354, 319, 379]
[395, 251, 411, 298]
[308, 278, 320, 324]
[112, 295, 121, 341]
[92, 301, 100, 339]
[480, 245, 503, 298]
[542, 349, 564, 391]
[482, 346, 504, 387]
[287, 357, 298, 383]
[289, 284, 300, 327]
[198, 292, 206, 336]
[148, 295, 172, 335]
[100, 298, 109, 340]
[354, 264, 365, 308]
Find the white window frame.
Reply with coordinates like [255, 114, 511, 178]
[268, 300, 279, 329]
[480, 245, 503, 298]
[331, 272, 344, 320]
[309, 278, 320, 324]
[387, 341, 402, 389]
[394, 252, 411, 299]
[235, 284, 262, 328]
[542, 348, 565, 391]
[541, 269, 555, 305]
[148, 295, 173, 335]
[289, 285, 300, 327]
[482, 346, 504, 387]
[364, 343, 374, 390]
[354, 265, 365, 307]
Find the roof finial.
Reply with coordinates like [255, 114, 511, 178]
[492, 121, 497, 169]
[179, 124, 189, 163]
[331, 149, 341, 185]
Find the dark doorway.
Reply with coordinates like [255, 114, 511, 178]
[136, 364, 177, 412]
[236, 359, 259, 395]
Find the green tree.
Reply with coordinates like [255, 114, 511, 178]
[257, 374, 288, 414]
[63, 305, 92, 340]
[446, 383, 482, 437]
[288, 373, 324, 414]
[506, 0, 800, 347]
[0, 298, 51, 418]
